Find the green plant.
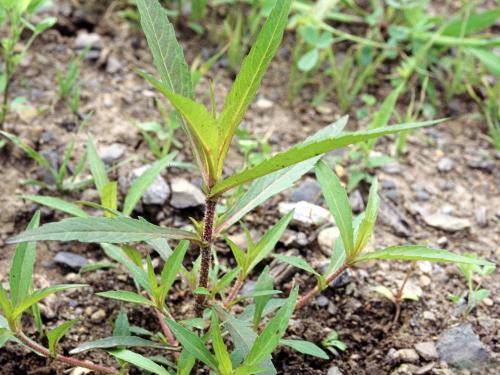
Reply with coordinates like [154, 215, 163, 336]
[0, 0, 56, 129]
[322, 330, 347, 354]
[0, 115, 92, 192]
[2, 0, 494, 373]
[448, 253, 495, 318]
[56, 46, 89, 115]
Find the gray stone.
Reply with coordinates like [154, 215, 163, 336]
[388, 348, 420, 364]
[53, 251, 88, 270]
[170, 178, 205, 208]
[106, 56, 122, 74]
[317, 226, 340, 255]
[132, 165, 170, 206]
[315, 295, 329, 307]
[278, 201, 333, 227]
[289, 177, 321, 203]
[421, 212, 471, 232]
[382, 179, 396, 190]
[414, 341, 438, 361]
[99, 143, 125, 164]
[75, 31, 103, 50]
[437, 157, 454, 172]
[436, 323, 490, 368]
[349, 190, 365, 213]
[327, 366, 343, 375]
[475, 207, 488, 228]
[384, 189, 401, 204]
[415, 189, 430, 202]
[379, 198, 410, 237]
[382, 161, 402, 174]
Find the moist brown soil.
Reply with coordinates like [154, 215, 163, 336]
[0, 1, 499, 374]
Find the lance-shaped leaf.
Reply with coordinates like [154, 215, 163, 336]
[165, 319, 218, 370]
[9, 211, 40, 307]
[215, 0, 292, 177]
[96, 291, 155, 307]
[157, 240, 189, 305]
[211, 311, 232, 375]
[87, 137, 109, 197]
[47, 319, 79, 356]
[355, 246, 495, 266]
[70, 336, 169, 354]
[136, 0, 192, 98]
[468, 48, 500, 77]
[108, 348, 172, 375]
[215, 116, 348, 235]
[8, 217, 198, 244]
[210, 119, 445, 196]
[353, 179, 379, 257]
[20, 195, 88, 218]
[123, 152, 177, 215]
[12, 284, 86, 319]
[280, 339, 329, 360]
[315, 160, 353, 254]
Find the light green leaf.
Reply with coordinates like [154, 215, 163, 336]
[0, 131, 57, 182]
[280, 339, 329, 360]
[136, 0, 192, 98]
[442, 8, 500, 37]
[355, 246, 495, 266]
[123, 153, 176, 215]
[101, 244, 153, 294]
[215, 117, 347, 234]
[247, 210, 294, 275]
[21, 195, 88, 218]
[108, 348, 172, 375]
[0, 283, 12, 318]
[13, 284, 86, 319]
[315, 160, 353, 253]
[70, 336, 168, 354]
[211, 119, 445, 196]
[79, 261, 115, 274]
[102, 181, 118, 217]
[34, 16, 56, 34]
[96, 291, 155, 307]
[165, 319, 218, 370]
[253, 267, 273, 329]
[211, 311, 232, 375]
[87, 137, 109, 197]
[297, 49, 319, 72]
[9, 211, 40, 307]
[212, 267, 241, 296]
[353, 178, 379, 257]
[216, 0, 292, 177]
[468, 48, 500, 77]
[158, 240, 189, 305]
[272, 254, 319, 276]
[374, 285, 395, 302]
[8, 217, 198, 244]
[47, 319, 79, 356]
[241, 287, 298, 369]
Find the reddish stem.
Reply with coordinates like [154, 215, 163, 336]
[295, 264, 348, 310]
[195, 198, 217, 315]
[224, 276, 243, 309]
[16, 332, 119, 374]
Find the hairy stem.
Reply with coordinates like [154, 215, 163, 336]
[195, 198, 217, 315]
[224, 276, 244, 308]
[295, 264, 348, 310]
[16, 332, 119, 374]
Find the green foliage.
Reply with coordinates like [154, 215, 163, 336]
[322, 330, 347, 352]
[47, 319, 79, 356]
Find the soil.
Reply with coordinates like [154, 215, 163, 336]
[0, 1, 499, 375]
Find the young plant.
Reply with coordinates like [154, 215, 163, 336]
[0, 0, 56, 128]
[0, 115, 92, 192]
[448, 253, 495, 318]
[322, 330, 347, 355]
[4, 0, 494, 374]
[56, 46, 89, 115]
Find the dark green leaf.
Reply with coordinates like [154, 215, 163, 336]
[108, 348, 172, 375]
[71, 336, 168, 354]
[21, 195, 88, 218]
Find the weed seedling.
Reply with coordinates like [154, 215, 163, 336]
[1, 1, 494, 374]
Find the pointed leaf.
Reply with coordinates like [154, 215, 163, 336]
[211, 311, 232, 375]
[136, 0, 192, 98]
[253, 267, 273, 329]
[353, 178, 379, 256]
[355, 246, 495, 266]
[20, 195, 88, 218]
[272, 254, 319, 276]
[8, 217, 198, 244]
[87, 137, 109, 196]
[158, 240, 189, 304]
[165, 319, 218, 370]
[47, 319, 79, 356]
[215, 117, 347, 234]
[9, 211, 40, 307]
[216, 0, 292, 176]
[108, 348, 172, 375]
[97, 291, 155, 307]
[468, 48, 500, 77]
[123, 153, 177, 215]
[280, 339, 329, 360]
[315, 160, 353, 253]
[211, 120, 445, 196]
[70, 336, 168, 354]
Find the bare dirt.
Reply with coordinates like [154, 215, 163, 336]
[0, 1, 498, 374]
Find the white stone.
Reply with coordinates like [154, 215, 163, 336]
[278, 201, 333, 227]
[170, 178, 205, 208]
[318, 226, 340, 255]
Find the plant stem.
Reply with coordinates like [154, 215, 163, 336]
[16, 332, 119, 374]
[295, 264, 348, 310]
[195, 198, 217, 315]
[224, 276, 244, 308]
[393, 262, 415, 324]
